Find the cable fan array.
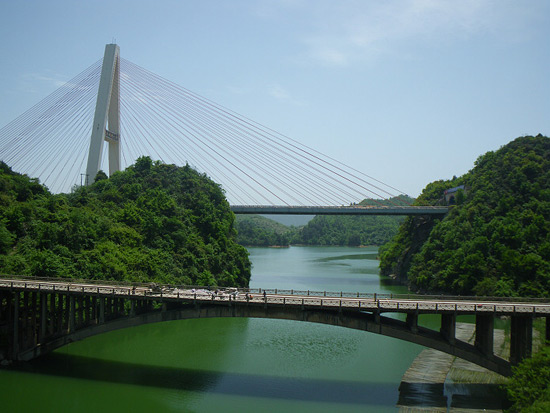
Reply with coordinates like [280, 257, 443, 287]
[0, 56, 409, 206]
[0, 60, 102, 192]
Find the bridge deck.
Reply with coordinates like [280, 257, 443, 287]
[230, 205, 449, 215]
[2, 278, 548, 317]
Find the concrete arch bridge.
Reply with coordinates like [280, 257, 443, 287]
[1, 277, 549, 377]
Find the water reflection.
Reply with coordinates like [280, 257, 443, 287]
[8, 353, 399, 405]
[398, 381, 508, 410]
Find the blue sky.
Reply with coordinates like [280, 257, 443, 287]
[0, 0, 548, 197]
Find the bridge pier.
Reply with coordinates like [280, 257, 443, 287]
[99, 297, 105, 324]
[510, 315, 533, 365]
[69, 296, 76, 333]
[130, 300, 136, 317]
[474, 314, 494, 357]
[406, 312, 418, 333]
[12, 292, 19, 360]
[440, 313, 456, 344]
[40, 293, 47, 342]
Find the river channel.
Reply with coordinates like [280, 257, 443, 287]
[0, 246, 438, 411]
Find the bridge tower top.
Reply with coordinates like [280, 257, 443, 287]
[85, 43, 120, 185]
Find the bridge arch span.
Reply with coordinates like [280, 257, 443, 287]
[14, 300, 512, 377]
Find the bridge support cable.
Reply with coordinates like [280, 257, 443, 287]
[0, 60, 102, 192]
[120, 61, 377, 205]
[117, 58, 408, 206]
[119, 69, 285, 205]
[120, 96, 253, 204]
[1, 45, 411, 203]
[120, 63, 305, 205]
[120, 76, 320, 206]
[119, 60, 368, 206]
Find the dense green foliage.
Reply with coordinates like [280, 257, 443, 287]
[234, 197, 411, 247]
[292, 196, 412, 246]
[380, 135, 550, 296]
[293, 214, 404, 246]
[235, 215, 295, 246]
[506, 346, 550, 412]
[0, 157, 250, 287]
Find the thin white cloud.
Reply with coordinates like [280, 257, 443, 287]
[266, 0, 536, 67]
[268, 84, 291, 100]
[267, 83, 306, 106]
[21, 72, 68, 89]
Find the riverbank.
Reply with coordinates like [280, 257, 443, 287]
[397, 323, 509, 412]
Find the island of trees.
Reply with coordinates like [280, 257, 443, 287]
[0, 156, 250, 287]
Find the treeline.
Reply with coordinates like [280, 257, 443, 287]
[0, 157, 250, 287]
[235, 196, 412, 247]
[380, 135, 550, 297]
[235, 215, 294, 247]
[293, 197, 412, 246]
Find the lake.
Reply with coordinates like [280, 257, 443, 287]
[0, 246, 433, 412]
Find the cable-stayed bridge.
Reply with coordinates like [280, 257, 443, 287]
[0, 44, 448, 215]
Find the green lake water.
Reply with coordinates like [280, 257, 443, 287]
[0, 246, 450, 412]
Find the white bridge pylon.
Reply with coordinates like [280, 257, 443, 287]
[85, 43, 120, 185]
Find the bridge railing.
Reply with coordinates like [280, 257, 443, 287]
[1, 274, 549, 304]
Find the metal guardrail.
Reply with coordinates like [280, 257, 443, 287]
[2, 275, 550, 317]
[1, 274, 548, 304]
[2, 277, 549, 316]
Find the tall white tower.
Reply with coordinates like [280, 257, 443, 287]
[85, 43, 120, 184]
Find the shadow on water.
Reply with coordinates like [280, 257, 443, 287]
[7, 353, 399, 406]
[379, 276, 406, 287]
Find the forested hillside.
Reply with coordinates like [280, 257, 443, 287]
[234, 197, 411, 247]
[235, 215, 295, 246]
[292, 196, 412, 246]
[0, 157, 250, 287]
[380, 135, 550, 297]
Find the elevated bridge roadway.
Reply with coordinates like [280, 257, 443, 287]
[230, 205, 450, 216]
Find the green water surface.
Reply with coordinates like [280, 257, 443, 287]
[0, 246, 426, 412]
